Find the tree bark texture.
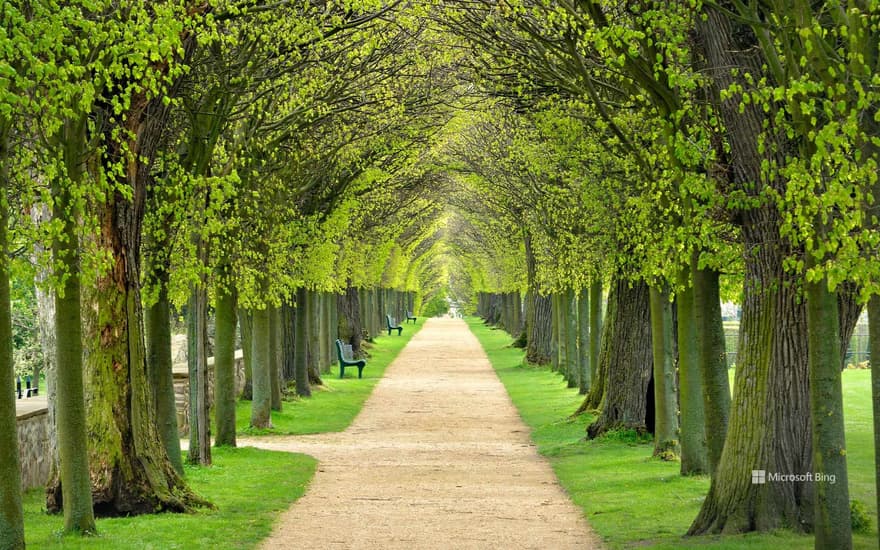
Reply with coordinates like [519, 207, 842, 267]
[564, 289, 578, 389]
[586, 278, 653, 438]
[0, 130, 25, 547]
[677, 269, 709, 476]
[144, 288, 183, 474]
[294, 287, 311, 397]
[187, 286, 211, 466]
[269, 305, 282, 411]
[693, 265, 730, 476]
[869, 296, 880, 540]
[306, 290, 323, 386]
[805, 272, 851, 548]
[526, 294, 552, 365]
[650, 285, 679, 459]
[213, 288, 237, 447]
[578, 284, 609, 414]
[690, 7, 857, 533]
[338, 284, 364, 357]
[250, 306, 272, 428]
[577, 287, 591, 395]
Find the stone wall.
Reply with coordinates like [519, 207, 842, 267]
[17, 407, 50, 490]
[174, 349, 245, 435]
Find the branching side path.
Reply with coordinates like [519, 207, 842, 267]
[244, 318, 600, 549]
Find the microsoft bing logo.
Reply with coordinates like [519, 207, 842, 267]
[752, 470, 766, 484]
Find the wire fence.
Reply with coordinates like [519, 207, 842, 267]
[724, 322, 871, 368]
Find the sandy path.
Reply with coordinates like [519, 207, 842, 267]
[246, 318, 600, 549]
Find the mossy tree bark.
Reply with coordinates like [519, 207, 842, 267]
[689, 6, 856, 533]
[144, 283, 183, 474]
[693, 265, 730, 476]
[281, 302, 295, 380]
[805, 269, 851, 549]
[577, 287, 591, 395]
[650, 285, 679, 459]
[294, 287, 311, 398]
[250, 306, 272, 428]
[319, 293, 331, 374]
[47, 119, 95, 531]
[676, 268, 709, 475]
[213, 287, 237, 447]
[586, 278, 653, 438]
[577, 283, 609, 414]
[589, 280, 602, 383]
[0, 123, 25, 548]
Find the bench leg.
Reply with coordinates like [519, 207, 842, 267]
[396, 327, 402, 336]
[340, 365, 345, 379]
[357, 366, 364, 379]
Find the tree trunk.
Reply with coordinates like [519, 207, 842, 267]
[31, 204, 57, 473]
[294, 287, 311, 397]
[551, 293, 560, 372]
[46, 120, 96, 531]
[187, 286, 211, 466]
[281, 301, 295, 381]
[650, 285, 679, 459]
[250, 306, 272, 428]
[307, 289, 323, 386]
[869, 296, 880, 541]
[805, 270, 851, 548]
[269, 305, 282, 411]
[689, 6, 857, 533]
[0, 125, 25, 547]
[578, 283, 608, 414]
[319, 293, 331, 374]
[677, 267, 709, 475]
[565, 289, 578, 389]
[213, 288, 237, 447]
[526, 294, 552, 364]
[586, 278, 653, 438]
[693, 265, 730, 476]
[338, 284, 363, 357]
[238, 308, 253, 400]
[145, 285, 183, 474]
[577, 287, 591, 395]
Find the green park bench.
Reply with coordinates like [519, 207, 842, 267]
[405, 310, 417, 323]
[335, 339, 366, 379]
[385, 314, 403, 335]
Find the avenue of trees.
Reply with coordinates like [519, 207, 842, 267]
[1, 1, 879, 550]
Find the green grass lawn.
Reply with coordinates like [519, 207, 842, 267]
[22, 447, 316, 549]
[236, 318, 424, 435]
[466, 317, 879, 549]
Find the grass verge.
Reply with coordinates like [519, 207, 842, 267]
[22, 447, 316, 549]
[237, 317, 425, 435]
[466, 316, 878, 549]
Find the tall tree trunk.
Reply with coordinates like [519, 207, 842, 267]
[526, 294, 552, 364]
[650, 285, 679, 459]
[281, 301, 295, 381]
[805, 270, 851, 548]
[551, 293, 560, 372]
[689, 6, 857, 533]
[213, 287, 237, 447]
[586, 278, 653, 438]
[46, 120, 95, 531]
[294, 287, 311, 397]
[693, 265, 730, 476]
[590, 280, 602, 384]
[307, 289, 323, 386]
[187, 285, 211, 466]
[565, 289, 578, 389]
[577, 287, 591, 395]
[250, 306, 272, 428]
[0, 124, 25, 548]
[338, 284, 363, 357]
[319, 293, 331, 374]
[869, 296, 880, 540]
[269, 305, 282, 411]
[238, 308, 253, 400]
[145, 284, 183, 474]
[677, 268, 709, 475]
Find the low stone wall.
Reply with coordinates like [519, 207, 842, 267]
[17, 407, 50, 490]
[173, 349, 245, 435]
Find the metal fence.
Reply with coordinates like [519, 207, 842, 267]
[723, 322, 870, 368]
